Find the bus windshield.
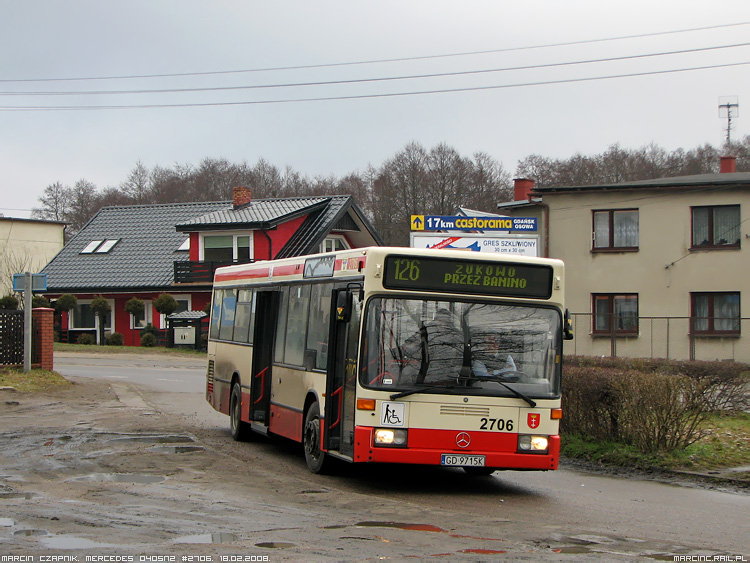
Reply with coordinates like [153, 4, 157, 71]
[362, 297, 561, 399]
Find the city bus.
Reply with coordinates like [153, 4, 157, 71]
[206, 246, 572, 474]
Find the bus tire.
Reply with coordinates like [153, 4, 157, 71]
[230, 383, 252, 441]
[303, 402, 329, 474]
[463, 467, 495, 477]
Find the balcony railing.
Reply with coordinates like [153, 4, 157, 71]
[173, 259, 254, 284]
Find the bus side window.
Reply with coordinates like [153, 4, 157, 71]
[219, 289, 237, 341]
[232, 289, 254, 344]
[285, 284, 311, 366]
[274, 287, 290, 364]
[306, 283, 332, 370]
[209, 289, 223, 340]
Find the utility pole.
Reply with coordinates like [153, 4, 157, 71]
[718, 96, 739, 146]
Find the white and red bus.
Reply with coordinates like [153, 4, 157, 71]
[206, 246, 572, 474]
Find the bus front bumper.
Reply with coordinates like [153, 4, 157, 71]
[352, 427, 560, 470]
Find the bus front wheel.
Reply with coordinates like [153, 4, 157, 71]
[303, 402, 329, 474]
[230, 383, 252, 441]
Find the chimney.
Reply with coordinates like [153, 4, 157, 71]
[720, 156, 737, 174]
[513, 178, 535, 201]
[233, 186, 252, 209]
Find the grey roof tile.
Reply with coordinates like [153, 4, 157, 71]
[43, 201, 228, 292]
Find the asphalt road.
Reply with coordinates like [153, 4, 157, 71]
[32, 351, 750, 559]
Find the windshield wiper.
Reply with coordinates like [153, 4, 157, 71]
[495, 381, 537, 408]
[390, 384, 455, 400]
[464, 373, 538, 408]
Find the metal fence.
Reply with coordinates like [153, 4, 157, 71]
[567, 313, 750, 363]
[0, 310, 24, 365]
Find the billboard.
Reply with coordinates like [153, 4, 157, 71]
[410, 233, 539, 257]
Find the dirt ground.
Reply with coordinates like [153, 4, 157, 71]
[0, 377, 558, 560]
[2, 374, 749, 560]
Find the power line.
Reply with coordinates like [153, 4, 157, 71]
[1, 60, 748, 112]
[1, 21, 748, 84]
[2, 43, 747, 97]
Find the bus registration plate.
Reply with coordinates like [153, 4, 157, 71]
[441, 454, 486, 467]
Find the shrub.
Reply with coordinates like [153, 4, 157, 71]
[561, 357, 741, 453]
[125, 298, 145, 317]
[77, 333, 95, 345]
[54, 293, 77, 313]
[107, 332, 124, 346]
[140, 333, 156, 347]
[139, 323, 157, 337]
[154, 293, 178, 316]
[32, 295, 51, 308]
[0, 294, 19, 310]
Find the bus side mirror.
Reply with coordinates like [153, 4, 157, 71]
[336, 291, 352, 323]
[564, 309, 574, 340]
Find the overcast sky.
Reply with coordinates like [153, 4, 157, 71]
[2, 1, 749, 219]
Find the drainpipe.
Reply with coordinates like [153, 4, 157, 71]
[259, 225, 273, 260]
[538, 201, 550, 258]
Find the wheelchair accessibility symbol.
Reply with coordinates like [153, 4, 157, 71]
[381, 402, 405, 427]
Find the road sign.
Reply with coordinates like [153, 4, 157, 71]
[410, 215, 425, 231]
[13, 273, 47, 292]
[409, 215, 537, 232]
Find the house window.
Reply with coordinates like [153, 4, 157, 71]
[130, 300, 152, 329]
[321, 235, 350, 253]
[158, 295, 191, 329]
[691, 205, 740, 248]
[70, 300, 113, 330]
[592, 209, 638, 250]
[202, 234, 253, 262]
[593, 294, 638, 334]
[80, 240, 104, 254]
[203, 235, 233, 262]
[691, 292, 740, 335]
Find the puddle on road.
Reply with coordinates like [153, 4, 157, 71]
[0, 518, 15, 526]
[150, 445, 204, 454]
[356, 521, 446, 533]
[255, 542, 295, 549]
[40, 535, 115, 549]
[555, 546, 594, 554]
[14, 529, 48, 537]
[174, 533, 238, 544]
[0, 492, 36, 500]
[109, 434, 195, 444]
[71, 473, 166, 484]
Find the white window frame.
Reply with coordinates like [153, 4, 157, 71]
[68, 298, 115, 332]
[199, 232, 254, 261]
[129, 299, 153, 329]
[158, 294, 192, 329]
[320, 234, 350, 253]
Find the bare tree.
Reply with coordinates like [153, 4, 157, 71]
[121, 160, 151, 204]
[32, 182, 70, 222]
[66, 179, 99, 234]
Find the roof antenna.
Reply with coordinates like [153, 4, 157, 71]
[718, 96, 739, 147]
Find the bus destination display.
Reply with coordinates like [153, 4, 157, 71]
[383, 255, 553, 299]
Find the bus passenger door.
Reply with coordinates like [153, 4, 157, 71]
[324, 287, 361, 458]
[250, 290, 278, 426]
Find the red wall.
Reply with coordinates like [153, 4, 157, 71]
[254, 215, 308, 259]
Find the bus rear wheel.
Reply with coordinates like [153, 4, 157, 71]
[303, 402, 329, 474]
[230, 383, 252, 441]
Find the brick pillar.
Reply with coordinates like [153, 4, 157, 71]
[33, 308, 55, 371]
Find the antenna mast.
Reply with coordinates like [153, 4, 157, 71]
[718, 96, 739, 146]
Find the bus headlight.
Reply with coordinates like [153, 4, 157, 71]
[374, 428, 408, 447]
[517, 435, 549, 453]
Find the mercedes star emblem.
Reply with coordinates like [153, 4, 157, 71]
[456, 432, 471, 448]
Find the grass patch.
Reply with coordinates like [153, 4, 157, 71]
[562, 412, 750, 474]
[54, 342, 205, 357]
[0, 368, 71, 392]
